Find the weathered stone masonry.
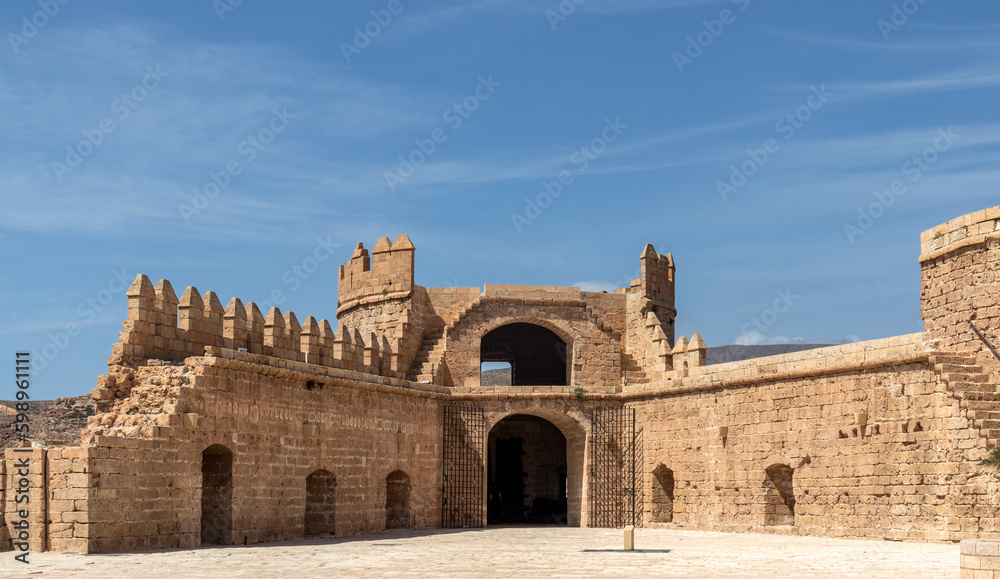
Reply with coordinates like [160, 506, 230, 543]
[4, 208, 1000, 553]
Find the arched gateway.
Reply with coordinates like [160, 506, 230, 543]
[442, 403, 596, 528]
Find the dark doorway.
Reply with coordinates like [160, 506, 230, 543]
[481, 323, 568, 385]
[305, 470, 337, 535]
[488, 414, 567, 525]
[651, 464, 675, 523]
[385, 470, 411, 529]
[201, 444, 233, 545]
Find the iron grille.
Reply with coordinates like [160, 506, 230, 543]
[442, 402, 486, 528]
[589, 406, 643, 528]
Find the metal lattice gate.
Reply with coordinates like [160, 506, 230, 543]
[589, 406, 643, 528]
[442, 403, 486, 528]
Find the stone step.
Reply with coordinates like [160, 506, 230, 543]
[950, 382, 998, 393]
[967, 410, 1000, 421]
[937, 362, 982, 373]
[960, 399, 1000, 410]
[952, 391, 1000, 402]
[930, 353, 980, 365]
[942, 372, 991, 383]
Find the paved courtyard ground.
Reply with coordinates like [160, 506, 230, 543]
[1, 527, 960, 578]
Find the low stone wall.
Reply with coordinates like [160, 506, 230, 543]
[628, 335, 1000, 542]
[962, 540, 1000, 578]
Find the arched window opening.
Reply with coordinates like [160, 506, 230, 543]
[481, 323, 568, 386]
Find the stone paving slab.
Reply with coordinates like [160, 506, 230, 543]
[0, 527, 960, 578]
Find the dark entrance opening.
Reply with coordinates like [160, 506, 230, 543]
[488, 414, 567, 525]
[481, 323, 568, 386]
[651, 464, 675, 523]
[385, 470, 411, 530]
[201, 444, 233, 545]
[305, 469, 337, 536]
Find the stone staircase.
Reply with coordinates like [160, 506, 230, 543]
[933, 352, 999, 447]
[623, 351, 649, 385]
[444, 298, 483, 335]
[407, 326, 446, 383]
[584, 304, 617, 335]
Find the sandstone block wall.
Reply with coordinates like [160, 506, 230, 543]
[12, 346, 447, 553]
[629, 335, 1000, 541]
[962, 540, 1000, 578]
[921, 207, 1000, 379]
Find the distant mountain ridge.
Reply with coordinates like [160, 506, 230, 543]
[0, 394, 94, 449]
[706, 344, 835, 365]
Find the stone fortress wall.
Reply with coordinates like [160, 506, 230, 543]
[3, 206, 1000, 553]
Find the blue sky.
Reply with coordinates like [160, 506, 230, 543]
[2, 0, 998, 399]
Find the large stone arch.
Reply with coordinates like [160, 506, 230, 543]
[483, 404, 590, 527]
[481, 321, 571, 386]
[444, 302, 621, 389]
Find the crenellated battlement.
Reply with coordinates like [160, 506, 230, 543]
[639, 243, 675, 310]
[338, 234, 415, 313]
[112, 274, 405, 378]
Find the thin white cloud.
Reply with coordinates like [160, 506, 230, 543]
[834, 65, 1000, 99]
[0, 23, 443, 237]
[734, 331, 765, 345]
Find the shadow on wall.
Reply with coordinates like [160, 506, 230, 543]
[763, 464, 795, 526]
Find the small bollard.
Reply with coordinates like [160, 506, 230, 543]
[624, 525, 634, 551]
